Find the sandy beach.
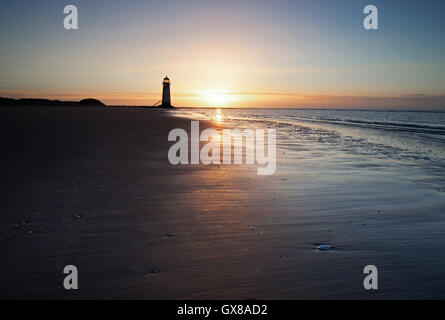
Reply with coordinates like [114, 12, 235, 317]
[1, 105, 445, 299]
[0, 106, 274, 299]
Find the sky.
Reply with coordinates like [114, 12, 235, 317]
[1, 0, 445, 109]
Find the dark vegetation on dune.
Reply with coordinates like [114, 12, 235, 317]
[0, 97, 106, 107]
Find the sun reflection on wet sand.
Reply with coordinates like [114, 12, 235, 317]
[214, 108, 223, 123]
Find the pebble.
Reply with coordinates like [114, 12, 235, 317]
[161, 233, 174, 238]
[149, 269, 161, 274]
[317, 244, 333, 251]
[73, 214, 82, 219]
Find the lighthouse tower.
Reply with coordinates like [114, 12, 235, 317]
[161, 76, 172, 107]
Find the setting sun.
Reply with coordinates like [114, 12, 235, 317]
[199, 89, 239, 107]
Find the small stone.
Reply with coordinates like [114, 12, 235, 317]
[149, 269, 161, 274]
[27, 230, 34, 235]
[161, 233, 174, 238]
[73, 214, 82, 219]
[317, 244, 333, 251]
[13, 224, 20, 229]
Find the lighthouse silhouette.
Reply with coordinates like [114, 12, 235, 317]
[161, 76, 173, 108]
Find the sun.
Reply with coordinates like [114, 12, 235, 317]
[200, 89, 237, 107]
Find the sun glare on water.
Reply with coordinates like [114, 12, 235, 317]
[214, 108, 223, 123]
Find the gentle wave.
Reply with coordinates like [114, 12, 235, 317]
[287, 116, 445, 136]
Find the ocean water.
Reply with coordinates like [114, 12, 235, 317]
[171, 107, 445, 211]
[173, 108, 445, 163]
[171, 107, 445, 213]
[170, 108, 445, 298]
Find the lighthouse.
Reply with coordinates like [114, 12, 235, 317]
[161, 76, 172, 108]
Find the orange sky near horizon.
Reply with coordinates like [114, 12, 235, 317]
[3, 88, 445, 110]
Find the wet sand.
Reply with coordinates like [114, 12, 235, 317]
[0, 106, 273, 299]
[1, 106, 445, 299]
